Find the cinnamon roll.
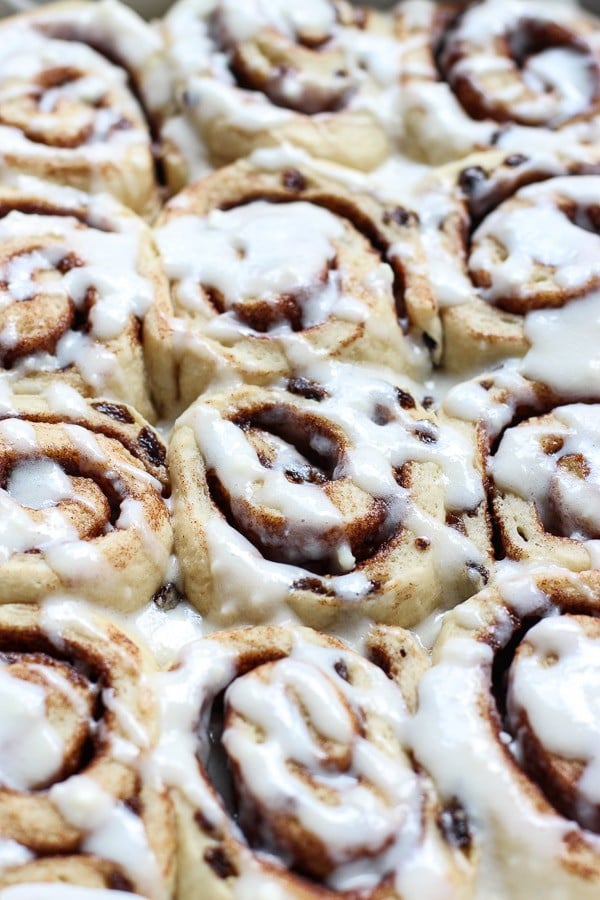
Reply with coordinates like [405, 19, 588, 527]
[410, 570, 600, 897]
[169, 358, 491, 628]
[415, 161, 600, 383]
[155, 624, 472, 899]
[489, 403, 600, 572]
[159, 0, 410, 186]
[146, 155, 438, 413]
[0, 391, 171, 611]
[400, 0, 600, 165]
[0, 0, 166, 218]
[0, 174, 170, 421]
[0, 889, 147, 899]
[0, 600, 175, 899]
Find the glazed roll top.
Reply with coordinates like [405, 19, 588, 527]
[169, 356, 491, 628]
[148, 155, 438, 412]
[154, 624, 472, 899]
[0, 601, 175, 898]
[160, 0, 414, 184]
[410, 571, 600, 897]
[400, 0, 600, 163]
[0, 391, 171, 611]
[0, 174, 170, 420]
[490, 403, 600, 571]
[0, 1, 165, 217]
[414, 158, 600, 386]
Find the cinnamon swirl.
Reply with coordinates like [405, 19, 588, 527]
[0, 174, 169, 421]
[159, 0, 410, 187]
[415, 160, 600, 381]
[410, 570, 600, 897]
[0, 391, 171, 611]
[146, 155, 438, 413]
[0, 600, 174, 898]
[401, 0, 600, 165]
[169, 358, 491, 628]
[0, 0, 166, 218]
[154, 624, 472, 899]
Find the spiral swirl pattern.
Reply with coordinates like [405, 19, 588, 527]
[400, 0, 600, 164]
[0, 392, 171, 611]
[0, 601, 174, 898]
[155, 624, 469, 899]
[0, 175, 169, 420]
[169, 357, 491, 628]
[414, 165, 600, 392]
[148, 155, 438, 413]
[410, 571, 600, 897]
[160, 0, 410, 182]
[0, 2, 164, 217]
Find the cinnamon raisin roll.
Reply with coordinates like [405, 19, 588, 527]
[400, 0, 600, 165]
[490, 403, 600, 572]
[159, 0, 410, 187]
[154, 624, 472, 899]
[146, 155, 438, 413]
[0, 0, 166, 218]
[415, 159, 600, 383]
[169, 358, 491, 629]
[0, 889, 147, 899]
[0, 391, 171, 611]
[0, 600, 175, 899]
[410, 570, 600, 897]
[0, 174, 170, 421]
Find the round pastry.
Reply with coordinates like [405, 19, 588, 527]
[0, 173, 170, 421]
[411, 570, 600, 897]
[154, 623, 472, 899]
[0, 888, 148, 899]
[0, 600, 175, 899]
[0, 0, 166, 218]
[159, 0, 410, 187]
[146, 154, 439, 413]
[414, 154, 600, 383]
[169, 357, 491, 628]
[400, 0, 600, 165]
[489, 403, 600, 572]
[0, 390, 171, 611]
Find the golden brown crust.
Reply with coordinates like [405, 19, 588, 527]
[0, 602, 175, 897]
[0, 1, 164, 218]
[147, 155, 439, 413]
[0, 177, 171, 422]
[415, 571, 600, 897]
[169, 378, 491, 629]
[159, 624, 470, 900]
[0, 392, 171, 611]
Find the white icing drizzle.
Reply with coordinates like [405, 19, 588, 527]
[0, 840, 34, 873]
[508, 616, 600, 805]
[522, 289, 600, 399]
[0, 887, 145, 900]
[400, 0, 599, 162]
[0, 416, 165, 595]
[492, 403, 600, 542]
[165, 0, 405, 138]
[7, 458, 73, 510]
[50, 776, 160, 900]
[409, 618, 576, 896]
[154, 630, 454, 897]
[470, 178, 600, 304]
[0, 10, 154, 162]
[449, 3, 595, 123]
[186, 352, 485, 621]
[156, 200, 364, 335]
[0, 204, 152, 390]
[0, 665, 63, 791]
